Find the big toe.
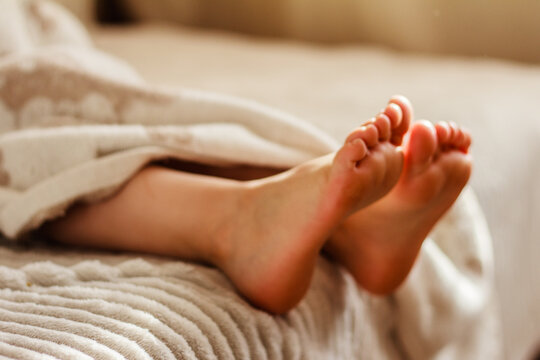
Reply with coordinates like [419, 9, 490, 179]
[404, 120, 438, 175]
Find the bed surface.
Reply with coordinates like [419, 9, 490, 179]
[1, 242, 399, 359]
[90, 23, 540, 359]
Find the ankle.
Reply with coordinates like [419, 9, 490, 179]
[203, 180, 253, 267]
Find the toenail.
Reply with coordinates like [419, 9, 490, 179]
[388, 103, 402, 113]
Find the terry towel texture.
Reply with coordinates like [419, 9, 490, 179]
[0, 0, 500, 359]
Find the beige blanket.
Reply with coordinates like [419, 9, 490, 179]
[0, 0, 499, 358]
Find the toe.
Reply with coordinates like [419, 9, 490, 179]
[337, 136, 369, 166]
[374, 113, 392, 141]
[448, 122, 460, 144]
[345, 124, 379, 148]
[450, 126, 472, 153]
[383, 103, 403, 129]
[389, 95, 413, 145]
[360, 124, 379, 147]
[461, 129, 472, 152]
[403, 120, 438, 175]
[435, 122, 451, 144]
[453, 128, 466, 148]
[435, 122, 471, 154]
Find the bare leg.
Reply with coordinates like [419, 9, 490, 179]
[45, 100, 407, 314]
[327, 96, 473, 294]
[45, 167, 246, 262]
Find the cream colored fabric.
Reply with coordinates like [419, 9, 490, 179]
[0, 0, 335, 238]
[0, 245, 403, 360]
[120, 0, 540, 63]
[0, 1, 498, 359]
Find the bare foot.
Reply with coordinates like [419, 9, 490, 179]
[327, 115, 472, 295]
[212, 102, 407, 313]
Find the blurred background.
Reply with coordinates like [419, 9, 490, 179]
[58, 0, 540, 63]
[51, 1, 540, 358]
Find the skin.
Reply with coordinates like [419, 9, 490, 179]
[326, 117, 472, 294]
[44, 96, 472, 314]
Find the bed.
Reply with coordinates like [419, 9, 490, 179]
[1, 1, 539, 359]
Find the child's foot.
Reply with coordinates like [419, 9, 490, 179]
[211, 100, 409, 313]
[326, 120, 472, 294]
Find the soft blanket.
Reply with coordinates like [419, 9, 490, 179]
[0, 0, 500, 359]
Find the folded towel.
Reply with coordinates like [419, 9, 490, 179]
[0, 0, 500, 359]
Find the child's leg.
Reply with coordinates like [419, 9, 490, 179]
[45, 166, 246, 263]
[45, 100, 408, 314]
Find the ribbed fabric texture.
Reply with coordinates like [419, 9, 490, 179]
[0, 245, 397, 359]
